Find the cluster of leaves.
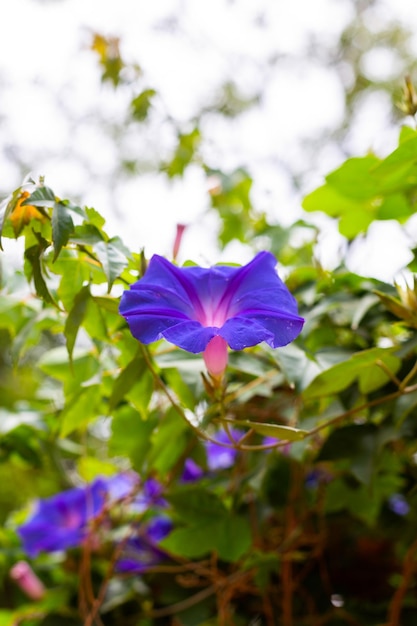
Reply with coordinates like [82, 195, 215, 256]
[1, 117, 417, 626]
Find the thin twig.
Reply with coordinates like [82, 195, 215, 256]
[386, 538, 417, 626]
[146, 569, 252, 618]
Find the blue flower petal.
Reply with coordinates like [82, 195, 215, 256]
[119, 291, 192, 344]
[163, 322, 217, 353]
[219, 317, 275, 350]
[220, 313, 304, 350]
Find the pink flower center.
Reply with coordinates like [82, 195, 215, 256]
[203, 336, 228, 378]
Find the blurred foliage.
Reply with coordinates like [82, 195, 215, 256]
[3, 0, 417, 232]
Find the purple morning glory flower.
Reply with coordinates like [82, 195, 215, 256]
[18, 479, 109, 557]
[119, 252, 304, 378]
[116, 516, 172, 574]
[18, 474, 139, 558]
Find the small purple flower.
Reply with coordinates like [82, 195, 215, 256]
[105, 472, 140, 501]
[181, 428, 243, 482]
[388, 494, 410, 516]
[116, 516, 172, 574]
[119, 252, 304, 378]
[133, 478, 167, 512]
[206, 428, 242, 470]
[18, 479, 109, 557]
[181, 458, 205, 482]
[305, 468, 333, 489]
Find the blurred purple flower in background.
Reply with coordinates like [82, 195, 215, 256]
[18, 473, 139, 558]
[18, 479, 109, 557]
[105, 471, 140, 501]
[205, 428, 242, 470]
[182, 458, 205, 482]
[305, 468, 333, 490]
[116, 516, 172, 574]
[182, 428, 243, 482]
[119, 252, 304, 378]
[133, 477, 167, 512]
[388, 494, 410, 516]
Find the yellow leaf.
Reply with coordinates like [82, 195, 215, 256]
[9, 191, 45, 236]
[91, 33, 108, 61]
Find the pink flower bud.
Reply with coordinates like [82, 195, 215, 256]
[10, 561, 46, 600]
[172, 224, 187, 261]
[203, 335, 228, 378]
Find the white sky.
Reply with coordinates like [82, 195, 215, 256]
[0, 0, 416, 279]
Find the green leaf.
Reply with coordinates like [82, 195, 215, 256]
[131, 88, 156, 121]
[226, 420, 307, 441]
[64, 285, 90, 361]
[0, 610, 14, 626]
[52, 202, 74, 260]
[302, 144, 417, 239]
[70, 223, 104, 246]
[318, 422, 397, 484]
[22, 185, 56, 207]
[325, 156, 381, 200]
[60, 384, 100, 436]
[93, 295, 120, 315]
[110, 405, 158, 470]
[208, 168, 254, 247]
[213, 515, 252, 561]
[167, 488, 227, 524]
[371, 135, 417, 191]
[377, 193, 413, 221]
[38, 347, 100, 395]
[24, 240, 57, 306]
[302, 184, 362, 218]
[318, 423, 378, 483]
[95, 239, 128, 290]
[54, 252, 90, 311]
[161, 523, 217, 559]
[125, 369, 154, 418]
[338, 208, 374, 239]
[147, 407, 189, 474]
[324, 479, 381, 524]
[11, 309, 59, 365]
[78, 456, 118, 481]
[161, 514, 251, 561]
[108, 353, 147, 413]
[166, 128, 201, 177]
[82, 296, 109, 342]
[273, 344, 349, 392]
[303, 347, 401, 399]
[86, 206, 106, 229]
[399, 124, 417, 143]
